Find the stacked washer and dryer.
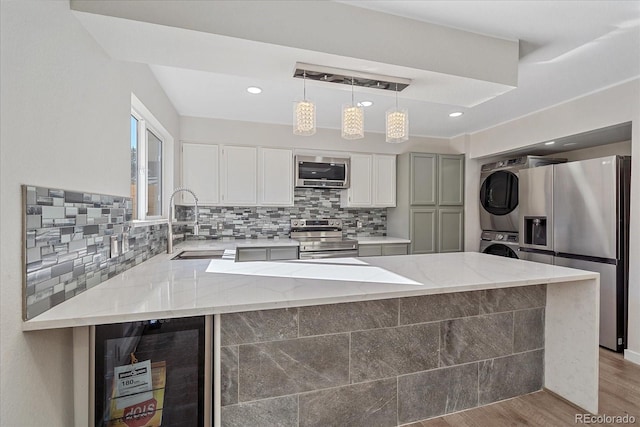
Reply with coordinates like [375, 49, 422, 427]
[478, 156, 565, 258]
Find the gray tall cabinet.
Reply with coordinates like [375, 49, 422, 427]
[387, 153, 465, 254]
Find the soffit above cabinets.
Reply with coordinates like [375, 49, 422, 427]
[496, 122, 633, 158]
[69, 1, 639, 138]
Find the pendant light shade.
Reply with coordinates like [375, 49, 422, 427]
[386, 84, 409, 143]
[293, 71, 316, 136]
[342, 77, 364, 140]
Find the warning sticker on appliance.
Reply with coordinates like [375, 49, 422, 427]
[113, 360, 153, 409]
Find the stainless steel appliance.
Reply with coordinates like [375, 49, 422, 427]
[479, 156, 565, 232]
[519, 156, 631, 351]
[518, 164, 556, 265]
[295, 155, 350, 189]
[290, 219, 358, 259]
[479, 231, 520, 258]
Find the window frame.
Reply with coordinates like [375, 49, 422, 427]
[130, 93, 174, 222]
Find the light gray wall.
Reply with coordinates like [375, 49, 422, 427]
[179, 116, 457, 154]
[464, 78, 640, 365]
[0, 2, 179, 425]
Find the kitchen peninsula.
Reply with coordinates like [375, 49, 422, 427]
[24, 250, 600, 426]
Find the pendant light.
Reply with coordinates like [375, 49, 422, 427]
[386, 83, 409, 143]
[293, 70, 316, 136]
[341, 77, 364, 140]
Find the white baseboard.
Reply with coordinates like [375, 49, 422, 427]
[624, 348, 640, 366]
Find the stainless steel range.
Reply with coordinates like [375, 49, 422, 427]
[290, 219, 358, 259]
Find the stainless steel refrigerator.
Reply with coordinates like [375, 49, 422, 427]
[519, 155, 631, 352]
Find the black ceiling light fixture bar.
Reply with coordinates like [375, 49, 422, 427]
[293, 62, 411, 92]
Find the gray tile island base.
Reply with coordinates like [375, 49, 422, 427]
[219, 287, 546, 426]
[25, 252, 600, 426]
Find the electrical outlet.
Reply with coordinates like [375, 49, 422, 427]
[217, 222, 224, 231]
[356, 220, 363, 229]
[110, 235, 120, 258]
[122, 232, 130, 253]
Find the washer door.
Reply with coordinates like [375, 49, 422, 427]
[482, 243, 519, 259]
[479, 170, 519, 232]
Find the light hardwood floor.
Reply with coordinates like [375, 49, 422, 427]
[409, 349, 640, 427]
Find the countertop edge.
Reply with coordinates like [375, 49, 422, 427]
[22, 270, 598, 331]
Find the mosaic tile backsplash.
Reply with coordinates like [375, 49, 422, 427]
[23, 185, 168, 320]
[175, 188, 387, 239]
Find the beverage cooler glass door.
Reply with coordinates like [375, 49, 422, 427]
[94, 317, 205, 427]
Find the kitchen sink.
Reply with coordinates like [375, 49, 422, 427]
[171, 249, 225, 260]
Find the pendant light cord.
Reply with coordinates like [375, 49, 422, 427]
[395, 83, 399, 109]
[303, 70, 307, 100]
[351, 76, 355, 106]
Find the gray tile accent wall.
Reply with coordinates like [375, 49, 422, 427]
[239, 334, 350, 401]
[221, 396, 298, 427]
[174, 187, 387, 239]
[220, 285, 547, 426]
[23, 185, 168, 319]
[299, 378, 398, 427]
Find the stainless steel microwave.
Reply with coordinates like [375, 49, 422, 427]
[295, 155, 350, 189]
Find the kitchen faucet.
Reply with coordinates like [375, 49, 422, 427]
[167, 187, 199, 254]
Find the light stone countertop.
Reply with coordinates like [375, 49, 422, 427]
[355, 236, 411, 245]
[22, 250, 598, 331]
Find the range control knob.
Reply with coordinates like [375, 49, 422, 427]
[292, 220, 299, 227]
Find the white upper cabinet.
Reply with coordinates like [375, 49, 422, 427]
[181, 143, 219, 205]
[373, 154, 396, 207]
[341, 153, 396, 208]
[220, 145, 257, 206]
[258, 147, 294, 206]
[343, 154, 373, 207]
[182, 144, 394, 208]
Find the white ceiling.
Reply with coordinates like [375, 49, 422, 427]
[73, 1, 640, 139]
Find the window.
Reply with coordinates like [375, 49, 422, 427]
[146, 128, 163, 217]
[131, 111, 164, 219]
[130, 115, 139, 218]
[130, 93, 174, 221]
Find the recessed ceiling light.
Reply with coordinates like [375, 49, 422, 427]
[544, 141, 555, 145]
[246, 86, 262, 94]
[358, 101, 374, 107]
[449, 112, 463, 118]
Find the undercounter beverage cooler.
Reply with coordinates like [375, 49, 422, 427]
[94, 317, 206, 427]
